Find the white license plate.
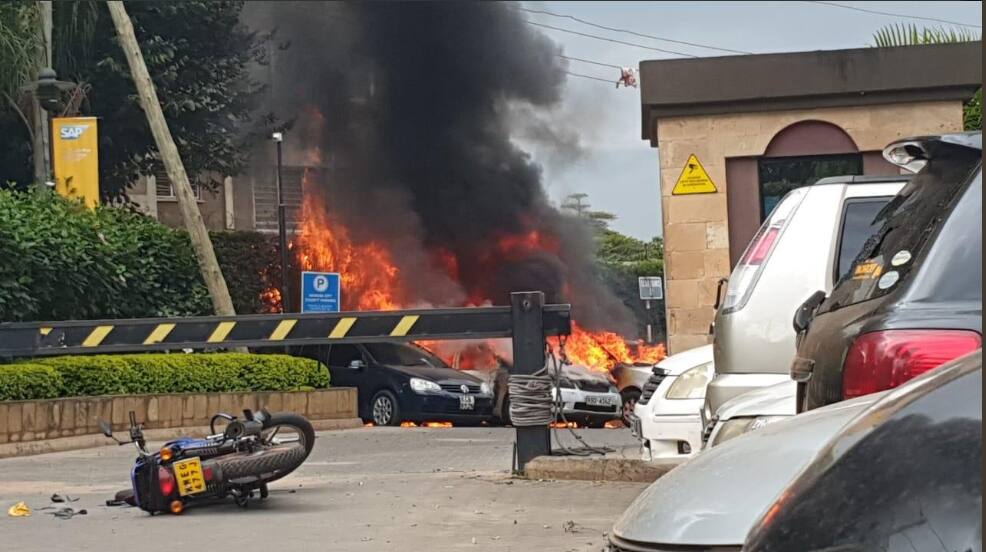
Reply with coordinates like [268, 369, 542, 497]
[459, 395, 475, 410]
[585, 395, 613, 406]
[629, 415, 642, 439]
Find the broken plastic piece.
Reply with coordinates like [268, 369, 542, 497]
[8, 501, 31, 517]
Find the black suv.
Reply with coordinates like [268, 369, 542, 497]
[309, 342, 494, 426]
[793, 132, 982, 411]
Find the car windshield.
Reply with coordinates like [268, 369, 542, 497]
[365, 343, 449, 368]
[822, 144, 982, 312]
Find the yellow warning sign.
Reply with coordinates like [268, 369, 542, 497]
[672, 154, 717, 195]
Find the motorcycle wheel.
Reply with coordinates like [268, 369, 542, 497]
[214, 443, 308, 483]
[261, 412, 316, 458]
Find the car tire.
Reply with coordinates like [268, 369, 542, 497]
[500, 396, 512, 426]
[370, 390, 401, 426]
[620, 388, 641, 427]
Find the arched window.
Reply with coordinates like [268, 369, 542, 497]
[758, 121, 862, 218]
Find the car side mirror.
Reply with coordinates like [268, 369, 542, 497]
[793, 290, 827, 334]
[98, 418, 113, 438]
[349, 359, 366, 370]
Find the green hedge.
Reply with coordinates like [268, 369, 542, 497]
[0, 189, 283, 322]
[0, 363, 64, 401]
[0, 353, 328, 401]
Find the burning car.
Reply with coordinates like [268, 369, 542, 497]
[444, 343, 622, 427]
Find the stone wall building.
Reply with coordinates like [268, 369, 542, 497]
[639, 43, 982, 353]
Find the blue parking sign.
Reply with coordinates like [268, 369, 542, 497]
[301, 272, 341, 313]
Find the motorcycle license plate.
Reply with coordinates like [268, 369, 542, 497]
[459, 395, 475, 410]
[585, 395, 613, 406]
[173, 457, 207, 497]
[629, 415, 643, 439]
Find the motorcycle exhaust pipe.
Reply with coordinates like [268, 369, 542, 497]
[223, 419, 264, 440]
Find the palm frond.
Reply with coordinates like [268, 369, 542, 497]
[0, 1, 41, 101]
[873, 22, 981, 47]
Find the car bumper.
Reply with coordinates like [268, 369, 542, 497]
[402, 394, 495, 422]
[638, 413, 702, 459]
[702, 373, 793, 427]
[557, 388, 621, 421]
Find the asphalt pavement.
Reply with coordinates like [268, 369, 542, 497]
[0, 427, 646, 551]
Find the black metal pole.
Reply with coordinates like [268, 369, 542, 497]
[274, 135, 290, 313]
[511, 291, 551, 472]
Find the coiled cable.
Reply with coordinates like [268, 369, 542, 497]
[507, 369, 555, 426]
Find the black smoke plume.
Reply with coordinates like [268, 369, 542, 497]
[246, 2, 635, 335]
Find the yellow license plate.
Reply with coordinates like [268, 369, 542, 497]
[172, 457, 207, 497]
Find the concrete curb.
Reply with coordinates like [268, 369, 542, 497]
[0, 417, 364, 459]
[522, 455, 680, 483]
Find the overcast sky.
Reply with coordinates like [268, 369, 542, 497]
[515, 1, 982, 239]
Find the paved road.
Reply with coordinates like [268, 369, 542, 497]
[0, 427, 646, 551]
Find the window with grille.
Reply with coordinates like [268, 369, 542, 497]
[154, 166, 202, 199]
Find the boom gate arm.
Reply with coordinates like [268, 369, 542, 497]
[0, 303, 571, 357]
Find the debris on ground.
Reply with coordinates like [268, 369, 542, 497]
[50, 494, 79, 503]
[48, 507, 87, 519]
[8, 502, 31, 517]
[562, 520, 580, 533]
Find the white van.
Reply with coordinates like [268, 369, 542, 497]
[703, 175, 909, 429]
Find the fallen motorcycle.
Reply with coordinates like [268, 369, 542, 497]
[100, 409, 314, 514]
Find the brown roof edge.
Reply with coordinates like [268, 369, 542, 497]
[639, 42, 983, 144]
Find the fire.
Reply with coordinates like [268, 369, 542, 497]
[296, 168, 402, 311]
[550, 322, 667, 373]
[550, 421, 580, 429]
[398, 421, 454, 428]
[260, 287, 282, 313]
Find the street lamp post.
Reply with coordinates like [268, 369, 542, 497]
[272, 131, 290, 312]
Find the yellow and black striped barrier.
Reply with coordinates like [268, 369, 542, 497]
[0, 303, 572, 357]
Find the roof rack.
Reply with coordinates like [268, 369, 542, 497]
[813, 174, 913, 186]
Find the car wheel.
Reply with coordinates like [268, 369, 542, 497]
[370, 390, 400, 426]
[500, 396, 512, 426]
[620, 388, 641, 426]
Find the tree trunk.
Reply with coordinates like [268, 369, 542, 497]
[106, 1, 236, 316]
[31, 1, 53, 185]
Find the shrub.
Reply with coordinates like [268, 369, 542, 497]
[0, 189, 211, 322]
[211, 231, 281, 314]
[0, 353, 329, 401]
[0, 189, 283, 322]
[0, 363, 63, 401]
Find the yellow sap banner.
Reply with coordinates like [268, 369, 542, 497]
[52, 117, 99, 208]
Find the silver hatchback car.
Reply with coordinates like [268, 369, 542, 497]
[704, 175, 908, 428]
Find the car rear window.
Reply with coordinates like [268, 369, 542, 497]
[365, 343, 448, 367]
[834, 198, 893, 280]
[823, 145, 982, 311]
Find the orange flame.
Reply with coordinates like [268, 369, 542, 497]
[296, 168, 402, 311]
[549, 322, 667, 373]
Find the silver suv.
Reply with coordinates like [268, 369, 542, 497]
[703, 175, 908, 428]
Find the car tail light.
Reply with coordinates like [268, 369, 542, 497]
[720, 189, 807, 313]
[158, 466, 176, 496]
[743, 227, 780, 266]
[843, 330, 981, 398]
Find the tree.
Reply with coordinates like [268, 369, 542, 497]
[0, 1, 271, 197]
[561, 192, 617, 231]
[872, 23, 981, 131]
[107, 0, 235, 317]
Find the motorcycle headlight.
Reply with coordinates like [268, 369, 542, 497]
[410, 377, 441, 394]
[665, 363, 714, 400]
[711, 416, 788, 447]
[480, 382, 492, 395]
